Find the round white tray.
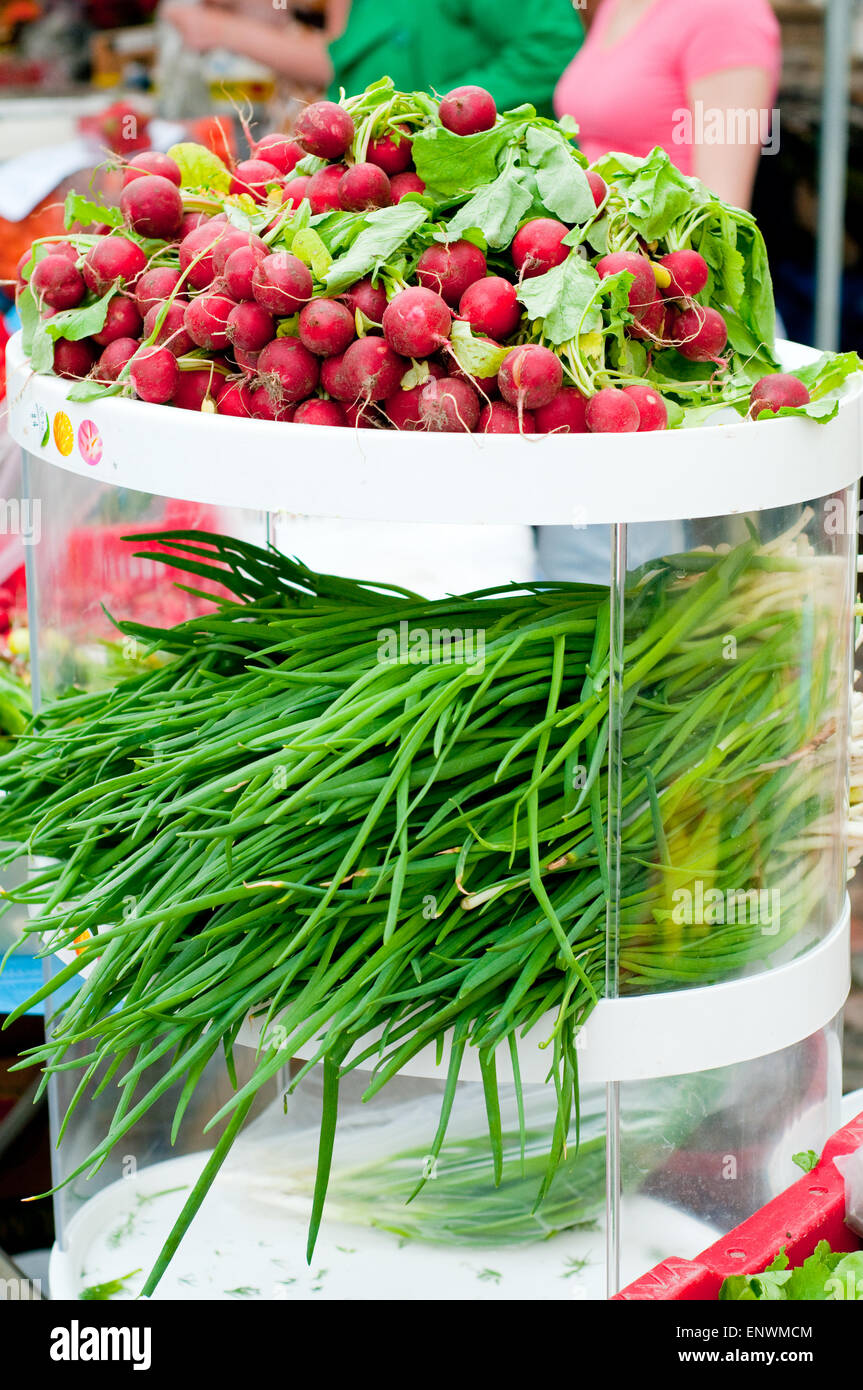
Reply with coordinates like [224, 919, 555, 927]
[47, 1150, 720, 1302]
[6, 334, 861, 524]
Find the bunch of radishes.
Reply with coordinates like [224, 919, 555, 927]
[19, 83, 811, 432]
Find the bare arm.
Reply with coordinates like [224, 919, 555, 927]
[688, 66, 774, 210]
[161, 1, 350, 87]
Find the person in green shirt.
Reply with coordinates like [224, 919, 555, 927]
[162, 0, 585, 117]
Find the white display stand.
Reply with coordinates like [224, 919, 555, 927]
[6, 335, 863, 524]
[6, 331, 860, 1300]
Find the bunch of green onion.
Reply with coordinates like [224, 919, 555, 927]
[0, 527, 842, 1293]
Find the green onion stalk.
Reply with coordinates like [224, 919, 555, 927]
[0, 523, 846, 1292]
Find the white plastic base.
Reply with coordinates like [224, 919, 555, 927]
[47, 1151, 719, 1302]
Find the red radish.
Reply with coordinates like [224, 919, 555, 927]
[172, 369, 221, 411]
[586, 171, 607, 208]
[96, 336, 138, 381]
[53, 337, 97, 379]
[298, 298, 356, 357]
[626, 293, 667, 342]
[596, 251, 656, 318]
[533, 388, 588, 434]
[252, 252, 313, 315]
[382, 286, 451, 358]
[384, 370, 445, 428]
[459, 277, 521, 339]
[339, 163, 391, 211]
[453, 360, 499, 399]
[367, 127, 413, 175]
[123, 151, 182, 187]
[144, 300, 192, 356]
[120, 174, 183, 239]
[511, 219, 569, 279]
[307, 165, 347, 214]
[234, 345, 262, 374]
[83, 236, 147, 293]
[320, 352, 352, 400]
[212, 228, 268, 278]
[384, 384, 426, 430]
[439, 85, 496, 136]
[230, 159, 281, 202]
[92, 294, 142, 346]
[226, 301, 275, 354]
[255, 133, 304, 175]
[294, 398, 347, 427]
[622, 384, 667, 431]
[249, 384, 294, 421]
[344, 400, 376, 428]
[749, 373, 811, 417]
[342, 277, 387, 324]
[135, 266, 182, 315]
[217, 380, 255, 417]
[659, 249, 709, 299]
[674, 304, 727, 362]
[30, 255, 85, 310]
[130, 345, 179, 403]
[416, 240, 487, 307]
[257, 337, 319, 404]
[418, 376, 480, 432]
[223, 244, 267, 302]
[179, 211, 209, 238]
[179, 221, 228, 291]
[185, 294, 237, 351]
[48, 240, 79, 263]
[390, 172, 426, 202]
[479, 401, 535, 433]
[341, 336, 407, 401]
[499, 344, 562, 410]
[295, 101, 355, 160]
[282, 176, 312, 209]
[585, 386, 640, 433]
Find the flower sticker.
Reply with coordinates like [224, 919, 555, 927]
[77, 419, 103, 466]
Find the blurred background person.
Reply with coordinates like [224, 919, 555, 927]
[555, 0, 781, 210]
[162, 0, 585, 117]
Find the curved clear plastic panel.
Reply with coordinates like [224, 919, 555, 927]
[603, 491, 857, 1002]
[615, 1014, 843, 1290]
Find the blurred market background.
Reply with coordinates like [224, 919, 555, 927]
[0, 0, 861, 1281]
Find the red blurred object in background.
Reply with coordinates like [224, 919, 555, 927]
[78, 100, 150, 155]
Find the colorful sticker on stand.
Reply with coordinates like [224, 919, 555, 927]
[77, 419, 103, 466]
[29, 401, 49, 448]
[52, 411, 74, 457]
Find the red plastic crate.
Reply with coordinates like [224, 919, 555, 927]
[615, 1107, 863, 1299]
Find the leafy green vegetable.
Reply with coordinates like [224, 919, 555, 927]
[516, 252, 602, 343]
[792, 1149, 819, 1173]
[594, 147, 702, 242]
[524, 127, 594, 225]
[449, 321, 510, 379]
[444, 159, 533, 250]
[720, 1242, 863, 1301]
[30, 288, 115, 374]
[80, 1269, 141, 1301]
[322, 203, 429, 293]
[167, 142, 231, 193]
[411, 123, 523, 199]
[64, 191, 123, 231]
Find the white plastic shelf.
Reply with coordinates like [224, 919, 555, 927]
[6, 334, 862, 525]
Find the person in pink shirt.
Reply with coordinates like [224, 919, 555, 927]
[554, 0, 781, 209]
